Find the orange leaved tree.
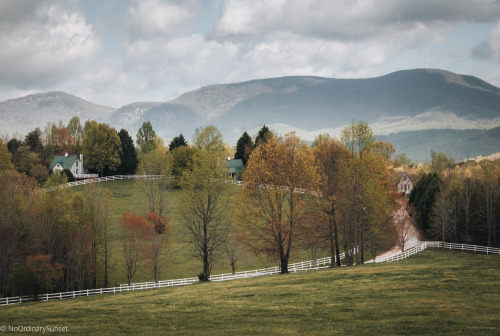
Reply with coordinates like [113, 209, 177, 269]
[238, 132, 321, 274]
[119, 213, 148, 285]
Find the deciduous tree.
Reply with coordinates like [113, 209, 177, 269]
[238, 133, 321, 273]
[179, 150, 230, 281]
[193, 125, 224, 152]
[82, 121, 122, 177]
[119, 213, 148, 285]
[136, 121, 157, 154]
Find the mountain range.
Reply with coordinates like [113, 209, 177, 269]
[1, 68, 499, 161]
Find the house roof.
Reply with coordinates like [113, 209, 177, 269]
[48, 155, 78, 170]
[226, 159, 244, 173]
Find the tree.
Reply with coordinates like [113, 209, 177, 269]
[116, 129, 138, 175]
[254, 125, 273, 148]
[82, 121, 122, 177]
[223, 229, 243, 275]
[179, 150, 230, 281]
[137, 149, 171, 217]
[25, 128, 43, 154]
[144, 212, 169, 282]
[234, 131, 253, 166]
[169, 133, 187, 151]
[312, 138, 348, 267]
[54, 128, 75, 155]
[339, 120, 392, 265]
[480, 162, 499, 247]
[119, 213, 148, 285]
[67, 116, 83, 153]
[373, 141, 395, 163]
[238, 133, 321, 274]
[7, 138, 21, 156]
[0, 139, 14, 171]
[409, 173, 442, 235]
[394, 200, 416, 252]
[12, 145, 38, 176]
[311, 133, 331, 148]
[136, 121, 157, 154]
[193, 125, 224, 152]
[430, 190, 454, 246]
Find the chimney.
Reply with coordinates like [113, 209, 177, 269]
[64, 152, 68, 157]
[227, 156, 231, 161]
[80, 154, 83, 162]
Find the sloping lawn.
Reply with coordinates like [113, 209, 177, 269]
[1, 250, 499, 335]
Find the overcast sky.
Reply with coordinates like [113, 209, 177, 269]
[1, 0, 499, 107]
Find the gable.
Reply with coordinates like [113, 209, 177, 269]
[49, 155, 78, 170]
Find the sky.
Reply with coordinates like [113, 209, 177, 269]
[1, 0, 500, 108]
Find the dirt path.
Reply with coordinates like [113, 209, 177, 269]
[373, 202, 422, 261]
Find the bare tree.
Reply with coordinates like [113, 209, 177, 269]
[119, 213, 147, 285]
[394, 201, 416, 253]
[430, 191, 453, 247]
[223, 230, 243, 275]
[179, 150, 230, 281]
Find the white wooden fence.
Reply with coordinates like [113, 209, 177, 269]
[34, 175, 167, 193]
[366, 241, 500, 264]
[0, 250, 352, 306]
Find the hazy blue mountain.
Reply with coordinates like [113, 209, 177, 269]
[1, 69, 499, 160]
[0, 91, 115, 137]
[377, 127, 500, 162]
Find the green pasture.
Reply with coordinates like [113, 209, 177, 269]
[68, 179, 353, 286]
[1, 250, 499, 335]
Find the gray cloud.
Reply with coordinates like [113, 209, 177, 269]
[471, 41, 493, 59]
[0, 1, 99, 90]
[211, 0, 500, 40]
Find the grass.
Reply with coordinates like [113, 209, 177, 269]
[1, 250, 499, 335]
[67, 179, 380, 286]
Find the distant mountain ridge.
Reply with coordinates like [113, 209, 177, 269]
[0, 91, 115, 136]
[1, 69, 499, 160]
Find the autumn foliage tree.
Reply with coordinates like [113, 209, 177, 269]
[119, 213, 148, 285]
[238, 132, 321, 274]
[144, 212, 169, 282]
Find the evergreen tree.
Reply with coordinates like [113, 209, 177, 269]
[234, 131, 253, 165]
[409, 172, 442, 235]
[254, 125, 273, 148]
[25, 128, 43, 154]
[136, 121, 157, 154]
[169, 133, 187, 151]
[116, 129, 138, 175]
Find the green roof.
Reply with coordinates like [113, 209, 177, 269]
[49, 155, 78, 170]
[226, 159, 244, 173]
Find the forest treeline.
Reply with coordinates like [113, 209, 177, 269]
[0, 118, 498, 300]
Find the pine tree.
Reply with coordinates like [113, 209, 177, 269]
[254, 125, 273, 148]
[234, 131, 253, 165]
[169, 133, 187, 151]
[116, 129, 138, 175]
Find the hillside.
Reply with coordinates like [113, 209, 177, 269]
[1, 69, 499, 160]
[110, 69, 500, 143]
[377, 127, 500, 161]
[1, 250, 499, 335]
[0, 92, 116, 136]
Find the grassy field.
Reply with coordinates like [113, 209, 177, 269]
[68, 179, 394, 286]
[1, 250, 499, 335]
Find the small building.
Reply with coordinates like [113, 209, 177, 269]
[48, 153, 96, 179]
[397, 172, 414, 196]
[226, 158, 244, 179]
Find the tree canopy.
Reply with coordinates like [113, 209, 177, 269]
[169, 133, 187, 151]
[234, 131, 253, 165]
[136, 121, 157, 154]
[82, 121, 122, 176]
[116, 129, 138, 175]
[193, 125, 224, 152]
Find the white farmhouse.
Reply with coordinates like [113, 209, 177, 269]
[48, 153, 84, 177]
[397, 172, 414, 196]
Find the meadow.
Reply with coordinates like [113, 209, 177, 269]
[1, 250, 498, 335]
[69, 179, 345, 286]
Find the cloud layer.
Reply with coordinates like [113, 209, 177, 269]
[0, 0, 499, 107]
